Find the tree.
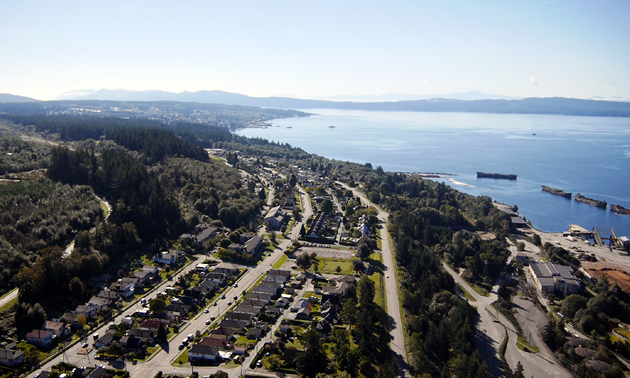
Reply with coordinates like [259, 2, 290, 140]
[27, 303, 47, 329]
[532, 233, 542, 246]
[510, 361, 525, 378]
[156, 323, 167, 344]
[295, 327, 328, 378]
[516, 242, 525, 251]
[562, 294, 587, 319]
[108, 341, 123, 356]
[296, 253, 311, 269]
[150, 298, 167, 314]
[258, 187, 266, 201]
[69, 276, 84, 299]
[356, 238, 372, 260]
[357, 275, 375, 307]
[321, 199, 333, 215]
[289, 173, 297, 188]
[352, 259, 365, 275]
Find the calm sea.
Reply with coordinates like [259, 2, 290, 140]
[234, 109, 630, 238]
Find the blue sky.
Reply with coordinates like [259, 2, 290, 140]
[1, 0, 629, 100]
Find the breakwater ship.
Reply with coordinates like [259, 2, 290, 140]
[542, 185, 572, 199]
[477, 172, 517, 180]
[575, 193, 607, 209]
[611, 204, 630, 217]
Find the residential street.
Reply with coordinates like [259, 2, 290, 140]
[337, 182, 409, 377]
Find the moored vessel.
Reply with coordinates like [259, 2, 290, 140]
[611, 204, 630, 216]
[542, 185, 572, 199]
[477, 172, 517, 180]
[575, 193, 607, 209]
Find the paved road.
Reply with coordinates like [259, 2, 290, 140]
[337, 182, 409, 377]
[443, 257, 569, 378]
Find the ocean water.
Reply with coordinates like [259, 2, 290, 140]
[234, 109, 630, 237]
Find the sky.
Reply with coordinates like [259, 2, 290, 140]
[1, 0, 629, 101]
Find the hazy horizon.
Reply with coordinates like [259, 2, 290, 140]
[1, 1, 629, 101]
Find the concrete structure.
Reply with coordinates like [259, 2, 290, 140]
[529, 261, 580, 295]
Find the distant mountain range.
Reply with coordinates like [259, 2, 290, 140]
[55, 88, 525, 103]
[0, 93, 40, 103]
[50, 89, 630, 117]
[2, 89, 630, 117]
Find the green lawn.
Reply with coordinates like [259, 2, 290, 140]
[313, 258, 354, 275]
[172, 350, 189, 366]
[369, 253, 386, 309]
[456, 283, 476, 302]
[272, 254, 288, 269]
[0, 295, 17, 313]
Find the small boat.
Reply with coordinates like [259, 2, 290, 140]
[328, 125, 336, 128]
[542, 186, 572, 199]
[575, 193, 607, 209]
[286, 126, 292, 129]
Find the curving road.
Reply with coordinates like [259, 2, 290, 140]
[337, 182, 409, 376]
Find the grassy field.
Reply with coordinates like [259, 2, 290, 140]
[312, 258, 354, 275]
[272, 254, 288, 269]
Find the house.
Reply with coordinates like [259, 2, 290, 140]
[199, 336, 231, 350]
[120, 277, 143, 290]
[188, 344, 220, 362]
[26, 330, 53, 348]
[264, 206, 285, 230]
[119, 336, 145, 354]
[268, 269, 292, 278]
[196, 279, 221, 294]
[94, 331, 115, 349]
[109, 281, 134, 298]
[74, 304, 96, 318]
[213, 263, 240, 277]
[296, 307, 311, 320]
[240, 232, 257, 243]
[225, 311, 254, 323]
[252, 285, 279, 297]
[154, 250, 179, 265]
[128, 328, 155, 344]
[133, 270, 154, 284]
[43, 320, 70, 338]
[247, 327, 264, 340]
[61, 313, 82, 328]
[291, 299, 311, 313]
[245, 293, 272, 304]
[97, 289, 120, 301]
[0, 347, 24, 367]
[219, 319, 248, 333]
[140, 319, 169, 333]
[243, 235, 264, 255]
[210, 326, 236, 340]
[180, 224, 217, 248]
[265, 306, 282, 316]
[88, 296, 109, 311]
[233, 304, 262, 316]
[141, 265, 159, 275]
[241, 299, 266, 308]
[276, 297, 289, 308]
